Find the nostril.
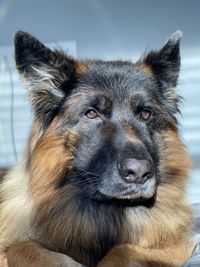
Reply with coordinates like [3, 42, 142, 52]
[141, 171, 154, 183]
[122, 168, 133, 177]
[126, 168, 136, 176]
[141, 172, 151, 179]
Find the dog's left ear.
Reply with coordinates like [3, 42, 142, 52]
[144, 31, 182, 89]
[141, 31, 182, 113]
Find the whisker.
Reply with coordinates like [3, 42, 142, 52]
[74, 167, 101, 177]
[63, 173, 101, 185]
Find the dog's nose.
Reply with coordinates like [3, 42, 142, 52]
[117, 158, 153, 183]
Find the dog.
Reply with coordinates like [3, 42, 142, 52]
[0, 31, 195, 267]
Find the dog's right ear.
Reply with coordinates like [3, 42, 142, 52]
[14, 31, 76, 128]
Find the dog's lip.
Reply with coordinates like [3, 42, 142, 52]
[99, 187, 138, 199]
[98, 177, 156, 200]
[113, 190, 140, 200]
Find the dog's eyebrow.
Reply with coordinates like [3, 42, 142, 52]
[130, 93, 153, 108]
[89, 95, 113, 114]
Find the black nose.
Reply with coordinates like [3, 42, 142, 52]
[117, 158, 154, 183]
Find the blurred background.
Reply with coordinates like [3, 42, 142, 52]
[0, 0, 199, 216]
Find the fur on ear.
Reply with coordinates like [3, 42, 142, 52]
[144, 31, 182, 88]
[14, 31, 76, 128]
[142, 31, 182, 113]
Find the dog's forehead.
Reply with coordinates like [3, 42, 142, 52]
[78, 60, 156, 101]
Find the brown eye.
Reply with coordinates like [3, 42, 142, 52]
[85, 109, 99, 119]
[141, 108, 152, 121]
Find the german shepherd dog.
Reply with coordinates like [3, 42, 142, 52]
[0, 31, 195, 267]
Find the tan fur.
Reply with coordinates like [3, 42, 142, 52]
[0, 163, 33, 252]
[97, 242, 193, 267]
[0, 130, 81, 267]
[123, 122, 140, 141]
[136, 61, 154, 76]
[157, 130, 191, 182]
[101, 123, 116, 138]
[74, 61, 88, 76]
[5, 241, 81, 267]
[30, 129, 78, 199]
[0, 254, 7, 267]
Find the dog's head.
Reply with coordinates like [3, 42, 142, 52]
[15, 31, 190, 204]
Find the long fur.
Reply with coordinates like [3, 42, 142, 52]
[0, 31, 195, 267]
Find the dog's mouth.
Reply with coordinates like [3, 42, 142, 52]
[97, 177, 156, 201]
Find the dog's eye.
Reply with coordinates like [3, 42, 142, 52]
[84, 109, 99, 119]
[140, 108, 153, 121]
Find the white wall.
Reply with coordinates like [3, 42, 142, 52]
[0, 0, 199, 58]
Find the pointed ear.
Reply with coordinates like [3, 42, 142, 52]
[140, 31, 182, 114]
[144, 31, 182, 89]
[14, 31, 76, 128]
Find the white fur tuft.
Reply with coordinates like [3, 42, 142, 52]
[166, 31, 183, 45]
[22, 65, 64, 100]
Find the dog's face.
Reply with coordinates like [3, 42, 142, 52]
[15, 31, 187, 204]
[58, 62, 166, 202]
